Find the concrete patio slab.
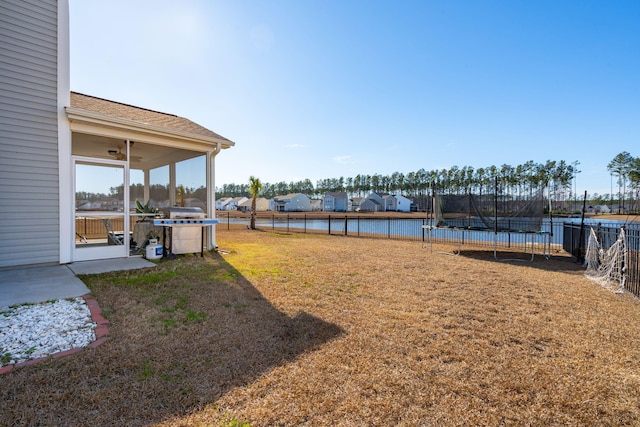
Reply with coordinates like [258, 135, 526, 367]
[68, 257, 156, 275]
[0, 257, 156, 309]
[0, 265, 89, 309]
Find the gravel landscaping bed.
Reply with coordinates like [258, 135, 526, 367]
[0, 298, 96, 366]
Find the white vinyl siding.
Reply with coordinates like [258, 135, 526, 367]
[0, 0, 59, 267]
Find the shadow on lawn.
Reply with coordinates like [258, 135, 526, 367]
[456, 249, 586, 273]
[0, 252, 344, 426]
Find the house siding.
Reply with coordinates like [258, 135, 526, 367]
[0, 0, 60, 267]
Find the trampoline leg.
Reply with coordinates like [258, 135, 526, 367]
[494, 232, 535, 262]
[543, 232, 551, 260]
[422, 225, 461, 256]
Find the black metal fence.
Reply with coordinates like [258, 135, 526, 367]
[219, 212, 564, 251]
[627, 227, 640, 297]
[563, 222, 640, 297]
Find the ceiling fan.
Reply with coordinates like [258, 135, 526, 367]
[107, 143, 142, 162]
[107, 148, 127, 160]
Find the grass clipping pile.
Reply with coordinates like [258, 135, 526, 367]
[2, 230, 640, 426]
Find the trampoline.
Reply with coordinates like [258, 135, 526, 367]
[423, 176, 551, 261]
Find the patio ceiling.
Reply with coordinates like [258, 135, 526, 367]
[66, 92, 234, 171]
[72, 133, 203, 171]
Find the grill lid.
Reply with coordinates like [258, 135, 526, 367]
[168, 207, 204, 219]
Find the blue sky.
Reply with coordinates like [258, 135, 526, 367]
[70, 0, 639, 197]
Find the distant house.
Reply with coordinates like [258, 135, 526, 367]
[323, 192, 348, 212]
[587, 204, 612, 214]
[76, 200, 101, 210]
[393, 194, 412, 212]
[368, 193, 385, 211]
[310, 199, 323, 211]
[350, 197, 365, 212]
[225, 196, 248, 211]
[379, 193, 412, 212]
[215, 197, 233, 210]
[382, 194, 397, 211]
[237, 197, 269, 213]
[215, 196, 248, 211]
[269, 193, 312, 212]
[351, 193, 413, 213]
[352, 193, 384, 212]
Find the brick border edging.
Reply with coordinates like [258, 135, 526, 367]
[0, 294, 109, 375]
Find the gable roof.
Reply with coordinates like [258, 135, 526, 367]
[273, 193, 306, 201]
[238, 197, 268, 207]
[325, 191, 348, 199]
[392, 193, 412, 201]
[68, 92, 234, 147]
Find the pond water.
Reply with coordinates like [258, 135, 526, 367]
[220, 214, 636, 246]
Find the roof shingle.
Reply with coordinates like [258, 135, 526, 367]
[70, 92, 232, 143]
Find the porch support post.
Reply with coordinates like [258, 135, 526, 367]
[206, 143, 222, 250]
[143, 170, 150, 202]
[169, 163, 176, 207]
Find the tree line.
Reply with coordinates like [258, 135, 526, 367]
[77, 184, 208, 204]
[607, 151, 640, 213]
[218, 155, 640, 213]
[77, 153, 640, 214]
[217, 160, 580, 208]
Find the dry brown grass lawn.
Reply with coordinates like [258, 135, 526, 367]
[2, 229, 640, 426]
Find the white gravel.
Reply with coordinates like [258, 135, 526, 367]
[0, 297, 96, 367]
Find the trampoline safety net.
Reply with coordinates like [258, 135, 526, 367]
[432, 187, 546, 233]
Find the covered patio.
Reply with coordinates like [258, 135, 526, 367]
[65, 92, 234, 262]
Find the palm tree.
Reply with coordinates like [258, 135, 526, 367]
[248, 176, 263, 230]
[177, 185, 186, 207]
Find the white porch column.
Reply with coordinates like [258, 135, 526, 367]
[206, 144, 221, 250]
[206, 151, 214, 250]
[143, 170, 150, 202]
[169, 163, 176, 206]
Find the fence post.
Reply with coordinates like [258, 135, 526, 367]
[287, 214, 290, 232]
[388, 217, 391, 239]
[304, 214, 307, 233]
[344, 216, 348, 236]
[328, 215, 331, 235]
[272, 213, 275, 231]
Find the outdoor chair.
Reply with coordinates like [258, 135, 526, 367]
[102, 218, 124, 245]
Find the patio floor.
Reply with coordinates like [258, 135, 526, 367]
[0, 257, 155, 309]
